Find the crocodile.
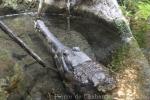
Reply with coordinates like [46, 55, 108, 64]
[35, 20, 116, 99]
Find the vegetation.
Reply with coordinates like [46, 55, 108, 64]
[119, 0, 150, 47]
[109, 45, 129, 72]
[109, 0, 150, 72]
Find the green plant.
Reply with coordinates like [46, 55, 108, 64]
[135, 2, 150, 20]
[119, 0, 150, 48]
[109, 45, 129, 72]
[133, 31, 146, 47]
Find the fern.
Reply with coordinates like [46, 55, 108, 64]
[135, 2, 150, 20]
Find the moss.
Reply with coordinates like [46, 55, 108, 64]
[133, 31, 146, 48]
[130, 19, 150, 48]
[109, 37, 146, 72]
[109, 44, 129, 72]
[109, 19, 132, 72]
[0, 92, 7, 100]
[0, 50, 13, 99]
[0, 49, 25, 99]
[0, 49, 15, 78]
[0, 49, 10, 61]
[114, 19, 132, 38]
[110, 19, 147, 71]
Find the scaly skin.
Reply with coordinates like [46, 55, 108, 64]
[74, 61, 116, 92]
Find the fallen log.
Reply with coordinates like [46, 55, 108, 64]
[35, 20, 116, 97]
[0, 20, 58, 72]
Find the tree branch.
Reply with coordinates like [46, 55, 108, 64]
[0, 20, 58, 72]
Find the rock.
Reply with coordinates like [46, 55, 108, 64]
[0, 49, 25, 99]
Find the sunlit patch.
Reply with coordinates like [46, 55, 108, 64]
[114, 67, 140, 100]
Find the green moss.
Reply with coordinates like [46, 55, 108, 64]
[114, 19, 130, 34]
[0, 49, 25, 99]
[133, 31, 146, 48]
[0, 92, 7, 100]
[109, 37, 146, 72]
[0, 50, 13, 100]
[111, 19, 134, 72]
[114, 19, 133, 41]
[0, 49, 10, 61]
[109, 44, 129, 72]
[113, 19, 130, 37]
[131, 19, 150, 48]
